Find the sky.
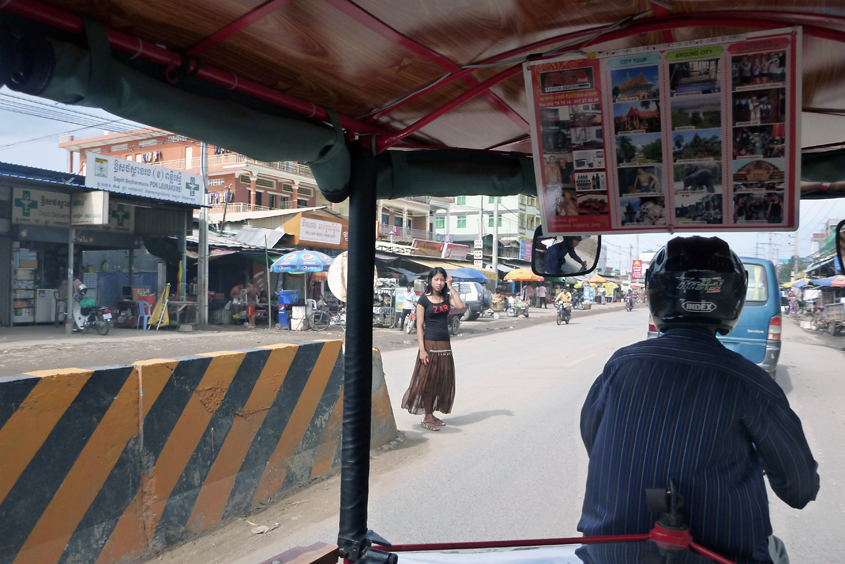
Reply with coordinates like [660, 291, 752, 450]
[1, 86, 843, 273]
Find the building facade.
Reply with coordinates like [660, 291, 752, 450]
[59, 129, 329, 214]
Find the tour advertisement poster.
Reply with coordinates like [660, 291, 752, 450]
[524, 57, 611, 235]
[525, 27, 800, 236]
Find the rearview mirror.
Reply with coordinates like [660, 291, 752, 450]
[531, 226, 601, 277]
[836, 220, 844, 276]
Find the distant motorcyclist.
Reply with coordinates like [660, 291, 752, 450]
[554, 287, 572, 308]
[625, 289, 634, 310]
[579, 236, 819, 564]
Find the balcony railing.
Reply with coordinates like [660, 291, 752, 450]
[201, 201, 297, 215]
[156, 154, 313, 178]
[378, 225, 438, 242]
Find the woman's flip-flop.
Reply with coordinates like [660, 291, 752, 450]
[433, 417, 446, 426]
[421, 421, 440, 431]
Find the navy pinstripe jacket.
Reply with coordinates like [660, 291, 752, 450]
[578, 328, 819, 563]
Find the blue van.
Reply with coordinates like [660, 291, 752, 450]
[647, 257, 782, 376]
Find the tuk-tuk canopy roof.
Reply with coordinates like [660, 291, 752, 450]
[4, 0, 845, 200]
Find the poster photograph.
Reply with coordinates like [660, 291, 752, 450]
[731, 51, 786, 90]
[669, 58, 721, 96]
[610, 66, 660, 102]
[616, 133, 662, 165]
[576, 171, 607, 191]
[614, 100, 661, 133]
[671, 129, 722, 162]
[573, 150, 605, 170]
[670, 94, 721, 130]
[619, 166, 663, 196]
[527, 27, 799, 235]
[674, 163, 722, 194]
[619, 196, 667, 226]
[571, 125, 604, 148]
[540, 107, 572, 152]
[732, 88, 785, 126]
[733, 124, 785, 159]
[675, 192, 724, 224]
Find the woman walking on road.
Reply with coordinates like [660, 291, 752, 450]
[401, 267, 464, 431]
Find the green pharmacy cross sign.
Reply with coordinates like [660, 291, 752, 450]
[185, 177, 201, 198]
[14, 190, 38, 217]
[111, 204, 130, 227]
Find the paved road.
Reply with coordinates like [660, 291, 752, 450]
[151, 310, 844, 564]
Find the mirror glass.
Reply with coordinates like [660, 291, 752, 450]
[837, 220, 845, 277]
[531, 226, 601, 277]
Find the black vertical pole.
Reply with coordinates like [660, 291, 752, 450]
[337, 145, 377, 561]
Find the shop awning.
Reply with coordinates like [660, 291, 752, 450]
[486, 262, 514, 273]
[405, 258, 471, 271]
[234, 226, 287, 248]
[805, 257, 835, 273]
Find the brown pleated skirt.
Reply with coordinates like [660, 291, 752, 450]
[401, 340, 456, 415]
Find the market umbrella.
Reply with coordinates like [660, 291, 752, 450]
[588, 273, 607, 284]
[447, 267, 489, 283]
[271, 250, 334, 272]
[504, 269, 544, 282]
[791, 279, 813, 288]
[271, 250, 334, 306]
[832, 275, 845, 288]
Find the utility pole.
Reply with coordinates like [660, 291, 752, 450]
[628, 245, 633, 285]
[199, 142, 209, 325]
[492, 197, 499, 277]
[792, 232, 799, 282]
[768, 232, 773, 262]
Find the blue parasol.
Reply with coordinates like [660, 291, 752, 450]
[271, 250, 333, 273]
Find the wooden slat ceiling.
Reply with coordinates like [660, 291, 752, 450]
[25, 0, 845, 151]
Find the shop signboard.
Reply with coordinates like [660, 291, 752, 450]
[442, 243, 470, 260]
[97, 201, 135, 233]
[474, 260, 484, 268]
[72, 191, 109, 225]
[412, 239, 445, 257]
[519, 239, 533, 261]
[283, 212, 349, 250]
[12, 188, 70, 227]
[525, 27, 801, 235]
[85, 153, 205, 206]
[632, 259, 643, 279]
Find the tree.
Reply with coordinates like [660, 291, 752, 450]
[674, 135, 684, 152]
[618, 135, 636, 163]
[613, 85, 620, 99]
[643, 139, 664, 162]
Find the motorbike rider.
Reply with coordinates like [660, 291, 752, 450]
[625, 288, 635, 309]
[544, 236, 588, 274]
[579, 236, 819, 564]
[554, 286, 572, 309]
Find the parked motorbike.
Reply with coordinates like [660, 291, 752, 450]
[72, 284, 112, 335]
[556, 302, 571, 325]
[404, 308, 417, 334]
[572, 293, 584, 310]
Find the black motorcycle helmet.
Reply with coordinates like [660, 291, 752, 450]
[646, 236, 747, 335]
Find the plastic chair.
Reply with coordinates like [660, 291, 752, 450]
[136, 300, 152, 330]
[305, 298, 318, 312]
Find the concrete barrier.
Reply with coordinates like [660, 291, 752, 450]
[0, 341, 397, 564]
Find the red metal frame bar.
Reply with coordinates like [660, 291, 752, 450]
[186, 0, 297, 57]
[375, 534, 651, 552]
[690, 542, 739, 564]
[1, 0, 384, 136]
[323, 0, 529, 133]
[375, 64, 523, 152]
[649, 2, 675, 43]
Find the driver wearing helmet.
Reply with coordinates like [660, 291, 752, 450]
[578, 236, 819, 564]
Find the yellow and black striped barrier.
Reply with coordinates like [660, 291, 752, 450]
[0, 341, 397, 564]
